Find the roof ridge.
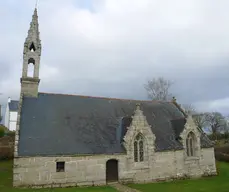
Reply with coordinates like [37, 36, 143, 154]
[38, 92, 173, 103]
[171, 101, 188, 118]
[11, 100, 19, 102]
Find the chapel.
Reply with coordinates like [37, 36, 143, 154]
[13, 8, 217, 188]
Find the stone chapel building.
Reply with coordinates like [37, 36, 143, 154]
[13, 8, 217, 188]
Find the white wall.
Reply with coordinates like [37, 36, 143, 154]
[9, 121, 17, 131]
[4, 104, 9, 128]
[10, 111, 18, 121]
[9, 111, 17, 131]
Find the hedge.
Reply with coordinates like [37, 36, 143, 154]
[215, 152, 229, 163]
[214, 145, 229, 163]
[0, 146, 14, 160]
[214, 146, 229, 155]
[0, 136, 14, 160]
[0, 125, 5, 137]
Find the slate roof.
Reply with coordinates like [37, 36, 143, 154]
[18, 93, 213, 157]
[9, 100, 19, 112]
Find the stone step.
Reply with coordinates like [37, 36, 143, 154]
[109, 182, 141, 192]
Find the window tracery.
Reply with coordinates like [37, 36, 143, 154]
[134, 133, 144, 162]
[186, 132, 196, 157]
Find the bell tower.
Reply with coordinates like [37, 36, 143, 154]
[20, 8, 41, 97]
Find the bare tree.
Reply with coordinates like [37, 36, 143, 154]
[182, 104, 196, 115]
[0, 104, 2, 123]
[205, 112, 226, 140]
[192, 113, 208, 131]
[181, 104, 207, 131]
[144, 77, 173, 101]
[221, 116, 229, 134]
[0, 93, 2, 123]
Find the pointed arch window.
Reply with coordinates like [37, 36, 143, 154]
[27, 58, 35, 77]
[186, 132, 196, 157]
[134, 133, 144, 162]
[29, 42, 36, 52]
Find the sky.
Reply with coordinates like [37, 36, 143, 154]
[0, 0, 229, 117]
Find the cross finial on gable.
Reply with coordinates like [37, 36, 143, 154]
[172, 96, 177, 103]
[136, 103, 141, 110]
[133, 103, 144, 119]
[35, 0, 39, 9]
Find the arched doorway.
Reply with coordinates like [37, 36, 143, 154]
[106, 159, 118, 182]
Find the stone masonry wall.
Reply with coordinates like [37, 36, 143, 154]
[124, 147, 216, 183]
[156, 148, 216, 180]
[13, 148, 216, 188]
[20, 79, 39, 98]
[13, 154, 127, 188]
[200, 148, 217, 175]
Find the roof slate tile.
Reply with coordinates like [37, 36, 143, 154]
[9, 100, 19, 111]
[18, 93, 213, 156]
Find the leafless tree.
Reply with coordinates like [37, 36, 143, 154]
[0, 104, 2, 123]
[205, 112, 226, 140]
[192, 113, 208, 131]
[0, 93, 2, 122]
[182, 104, 196, 115]
[221, 116, 229, 134]
[144, 77, 173, 101]
[181, 104, 207, 131]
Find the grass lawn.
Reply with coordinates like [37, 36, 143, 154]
[2, 160, 229, 192]
[128, 162, 229, 192]
[0, 160, 117, 192]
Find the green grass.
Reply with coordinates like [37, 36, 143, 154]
[2, 160, 229, 192]
[0, 160, 117, 192]
[128, 162, 229, 192]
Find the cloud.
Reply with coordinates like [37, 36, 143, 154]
[0, 0, 229, 116]
[195, 97, 229, 115]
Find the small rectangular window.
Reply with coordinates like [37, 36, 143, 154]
[56, 161, 65, 172]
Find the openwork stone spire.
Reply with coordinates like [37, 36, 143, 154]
[21, 8, 42, 97]
[24, 8, 41, 53]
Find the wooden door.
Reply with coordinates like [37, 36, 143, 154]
[106, 159, 118, 182]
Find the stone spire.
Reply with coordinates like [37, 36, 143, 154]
[20, 8, 42, 97]
[24, 8, 41, 55]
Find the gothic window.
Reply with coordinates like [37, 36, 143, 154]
[186, 132, 196, 157]
[139, 140, 144, 161]
[27, 58, 35, 77]
[134, 141, 138, 162]
[29, 42, 36, 52]
[134, 133, 144, 162]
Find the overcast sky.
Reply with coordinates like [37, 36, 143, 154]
[0, 0, 229, 115]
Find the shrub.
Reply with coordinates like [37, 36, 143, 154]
[224, 132, 229, 139]
[208, 133, 229, 141]
[0, 136, 14, 160]
[215, 152, 229, 163]
[215, 146, 229, 154]
[0, 125, 5, 138]
[0, 146, 14, 160]
[6, 131, 15, 138]
[0, 136, 13, 144]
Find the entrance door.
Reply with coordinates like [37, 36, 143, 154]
[106, 159, 118, 182]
